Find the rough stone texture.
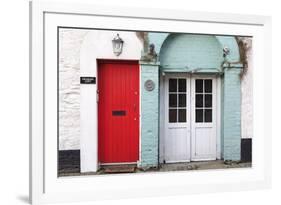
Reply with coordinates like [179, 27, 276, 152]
[140, 64, 159, 167]
[239, 37, 253, 139]
[59, 29, 88, 150]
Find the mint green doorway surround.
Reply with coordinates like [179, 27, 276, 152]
[139, 33, 243, 168]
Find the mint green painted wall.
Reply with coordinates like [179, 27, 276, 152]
[148, 33, 169, 54]
[216, 36, 240, 62]
[223, 68, 242, 160]
[221, 76, 225, 158]
[140, 64, 159, 167]
[159, 34, 223, 71]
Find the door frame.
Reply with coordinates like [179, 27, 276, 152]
[204, 74, 221, 160]
[97, 59, 141, 166]
[159, 72, 221, 163]
[164, 73, 191, 163]
[190, 75, 219, 161]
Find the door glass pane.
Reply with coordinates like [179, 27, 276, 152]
[195, 79, 203, 93]
[178, 109, 186, 122]
[205, 109, 212, 122]
[169, 79, 177, 92]
[169, 94, 177, 107]
[178, 94, 186, 107]
[169, 109, 177, 123]
[195, 79, 213, 123]
[178, 79, 186, 92]
[196, 109, 203, 122]
[204, 79, 212, 93]
[205, 94, 212, 107]
[196, 94, 203, 107]
[168, 77, 188, 123]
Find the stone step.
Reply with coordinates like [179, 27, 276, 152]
[102, 165, 136, 173]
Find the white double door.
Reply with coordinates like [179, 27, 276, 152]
[162, 74, 217, 163]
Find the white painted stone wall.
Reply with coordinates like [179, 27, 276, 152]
[240, 37, 253, 139]
[59, 28, 88, 150]
[79, 30, 143, 172]
[59, 29, 253, 150]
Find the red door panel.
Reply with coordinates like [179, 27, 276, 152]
[98, 60, 139, 163]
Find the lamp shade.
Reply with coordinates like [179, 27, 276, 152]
[112, 34, 124, 56]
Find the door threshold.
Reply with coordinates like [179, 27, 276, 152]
[191, 158, 217, 162]
[164, 160, 191, 164]
[99, 163, 137, 174]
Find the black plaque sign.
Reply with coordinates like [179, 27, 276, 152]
[80, 77, 96, 84]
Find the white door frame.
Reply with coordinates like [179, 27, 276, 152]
[159, 73, 221, 163]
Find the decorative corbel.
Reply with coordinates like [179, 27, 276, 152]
[141, 43, 158, 63]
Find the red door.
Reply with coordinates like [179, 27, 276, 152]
[98, 60, 139, 164]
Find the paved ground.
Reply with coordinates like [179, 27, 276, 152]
[59, 160, 251, 177]
[158, 160, 251, 171]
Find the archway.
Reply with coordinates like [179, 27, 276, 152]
[155, 33, 242, 163]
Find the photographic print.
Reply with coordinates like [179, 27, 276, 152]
[30, 2, 271, 203]
[58, 28, 253, 177]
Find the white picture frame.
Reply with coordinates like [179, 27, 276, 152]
[30, 1, 272, 204]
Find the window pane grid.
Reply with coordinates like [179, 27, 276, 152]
[195, 79, 213, 123]
[168, 78, 187, 123]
